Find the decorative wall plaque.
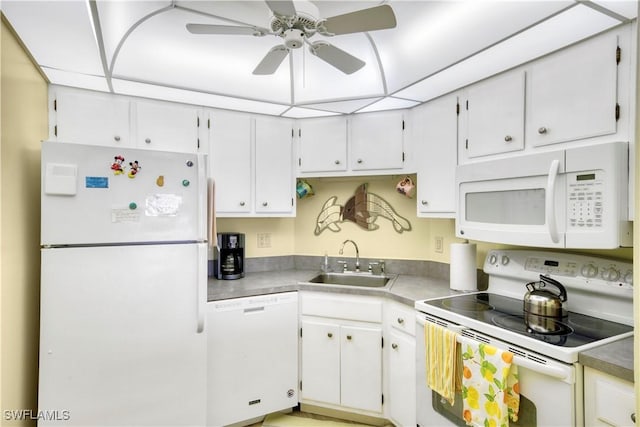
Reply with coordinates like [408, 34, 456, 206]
[315, 183, 412, 235]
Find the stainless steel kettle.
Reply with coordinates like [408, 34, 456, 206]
[523, 274, 568, 318]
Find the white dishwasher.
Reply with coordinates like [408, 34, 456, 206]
[207, 292, 299, 426]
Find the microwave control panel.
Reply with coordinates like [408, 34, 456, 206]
[567, 170, 604, 229]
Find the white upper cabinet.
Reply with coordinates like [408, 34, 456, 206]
[414, 93, 459, 218]
[254, 116, 295, 215]
[134, 100, 202, 153]
[51, 86, 132, 147]
[209, 111, 252, 215]
[527, 31, 619, 147]
[255, 117, 295, 214]
[462, 70, 526, 159]
[208, 113, 295, 217]
[297, 117, 347, 173]
[350, 110, 405, 171]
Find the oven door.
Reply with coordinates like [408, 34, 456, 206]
[456, 150, 566, 248]
[416, 313, 580, 427]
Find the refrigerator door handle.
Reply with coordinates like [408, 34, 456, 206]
[197, 154, 208, 241]
[197, 243, 207, 333]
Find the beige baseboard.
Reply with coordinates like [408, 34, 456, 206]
[299, 403, 389, 426]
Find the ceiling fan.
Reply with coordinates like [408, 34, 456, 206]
[186, 1, 397, 75]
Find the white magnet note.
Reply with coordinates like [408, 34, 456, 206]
[44, 163, 78, 195]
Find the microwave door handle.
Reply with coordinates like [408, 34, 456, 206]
[546, 159, 560, 244]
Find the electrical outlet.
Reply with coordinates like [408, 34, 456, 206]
[434, 236, 444, 253]
[257, 233, 271, 248]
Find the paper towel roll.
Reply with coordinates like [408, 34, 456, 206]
[450, 242, 477, 292]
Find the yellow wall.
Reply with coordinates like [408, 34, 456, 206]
[219, 175, 632, 265]
[1, 16, 48, 425]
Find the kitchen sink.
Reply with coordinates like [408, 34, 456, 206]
[308, 272, 392, 288]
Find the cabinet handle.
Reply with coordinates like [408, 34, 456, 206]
[114, 136, 121, 142]
[631, 413, 636, 423]
[397, 317, 404, 324]
[421, 200, 428, 205]
[346, 335, 352, 340]
[357, 159, 363, 164]
[327, 332, 333, 338]
[145, 138, 151, 144]
[504, 135, 513, 142]
[262, 202, 268, 207]
[239, 201, 245, 206]
[334, 160, 340, 165]
[392, 343, 398, 350]
[538, 126, 548, 134]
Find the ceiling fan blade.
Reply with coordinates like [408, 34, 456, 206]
[265, 1, 296, 17]
[253, 45, 290, 75]
[309, 42, 365, 75]
[319, 4, 397, 36]
[186, 23, 266, 36]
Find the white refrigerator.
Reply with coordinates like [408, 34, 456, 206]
[39, 141, 208, 426]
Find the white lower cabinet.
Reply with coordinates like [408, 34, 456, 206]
[300, 292, 383, 416]
[584, 366, 635, 427]
[207, 292, 299, 426]
[385, 301, 416, 427]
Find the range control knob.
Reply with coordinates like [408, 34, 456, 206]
[501, 255, 510, 266]
[623, 271, 633, 286]
[601, 267, 621, 282]
[581, 264, 598, 278]
[488, 254, 498, 265]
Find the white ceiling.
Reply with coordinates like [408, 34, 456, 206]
[2, 0, 637, 117]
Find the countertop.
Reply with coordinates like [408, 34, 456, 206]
[579, 336, 634, 383]
[208, 270, 456, 306]
[208, 270, 634, 382]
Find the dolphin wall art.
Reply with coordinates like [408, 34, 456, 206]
[314, 183, 412, 235]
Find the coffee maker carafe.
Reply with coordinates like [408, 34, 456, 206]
[215, 233, 245, 280]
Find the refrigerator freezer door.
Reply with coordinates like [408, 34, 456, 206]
[38, 244, 207, 426]
[41, 141, 207, 246]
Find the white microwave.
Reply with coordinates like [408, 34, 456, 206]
[456, 141, 632, 248]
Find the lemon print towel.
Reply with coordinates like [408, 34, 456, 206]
[425, 321, 459, 405]
[460, 337, 520, 427]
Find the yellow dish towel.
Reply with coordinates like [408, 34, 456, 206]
[460, 336, 520, 426]
[425, 321, 459, 405]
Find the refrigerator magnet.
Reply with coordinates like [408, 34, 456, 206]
[111, 155, 125, 175]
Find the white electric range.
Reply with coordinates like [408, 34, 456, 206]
[415, 249, 633, 427]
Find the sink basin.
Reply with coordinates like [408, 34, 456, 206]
[308, 272, 392, 288]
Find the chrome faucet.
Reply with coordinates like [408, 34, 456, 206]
[339, 239, 360, 272]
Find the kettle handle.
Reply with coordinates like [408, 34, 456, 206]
[539, 274, 567, 302]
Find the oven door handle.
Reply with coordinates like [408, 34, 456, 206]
[417, 315, 570, 381]
[457, 336, 569, 380]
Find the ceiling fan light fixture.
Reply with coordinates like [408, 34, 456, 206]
[283, 28, 305, 49]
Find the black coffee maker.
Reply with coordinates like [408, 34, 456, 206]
[214, 232, 245, 280]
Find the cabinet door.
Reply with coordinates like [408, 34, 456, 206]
[464, 71, 525, 159]
[340, 325, 382, 413]
[350, 111, 404, 171]
[54, 89, 132, 147]
[584, 367, 635, 427]
[298, 117, 348, 173]
[135, 100, 201, 153]
[301, 320, 341, 406]
[255, 117, 294, 214]
[388, 330, 416, 427]
[415, 93, 458, 217]
[209, 111, 252, 214]
[528, 32, 618, 147]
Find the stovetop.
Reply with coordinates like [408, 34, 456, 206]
[419, 292, 632, 348]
